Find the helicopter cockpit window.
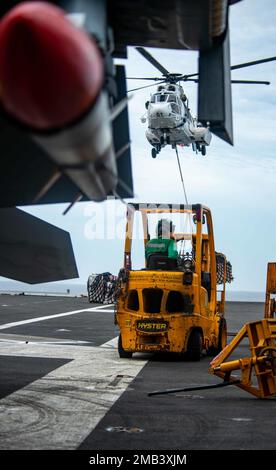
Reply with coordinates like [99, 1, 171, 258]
[158, 94, 167, 102]
[168, 95, 177, 103]
[170, 103, 180, 114]
[151, 93, 169, 103]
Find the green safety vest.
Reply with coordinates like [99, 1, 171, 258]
[145, 238, 178, 259]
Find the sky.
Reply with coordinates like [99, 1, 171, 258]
[6, 0, 276, 293]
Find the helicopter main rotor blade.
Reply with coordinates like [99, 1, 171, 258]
[129, 56, 276, 83]
[231, 56, 276, 71]
[127, 74, 198, 81]
[127, 80, 167, 93]
[126, 77, 163, 81]
[231, 79, 270, 85]
[182, 78, 199, 82]
[183, 78, 271, 85]
[136, 47, 170, 76]
[180, 56, 276, 80]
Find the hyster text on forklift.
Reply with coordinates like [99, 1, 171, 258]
[115, 203, 233, 360]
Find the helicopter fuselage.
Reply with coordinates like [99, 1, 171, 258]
[142, 85, 211, 157]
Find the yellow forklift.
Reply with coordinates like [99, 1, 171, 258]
[115, 203, 232, 360]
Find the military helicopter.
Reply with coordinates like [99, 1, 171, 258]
[128, 47, 276, 159]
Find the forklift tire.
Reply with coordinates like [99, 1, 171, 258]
[186, 330, 202, 361]
[207, 318, 227, 356]
[217, 317, 227, 351]
[118, 334, 133, 358]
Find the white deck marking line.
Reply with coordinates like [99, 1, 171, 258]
[0, 338, 92, 345]
[100, 336, 119, 349]
[93, 304, 114, 309]
[0, 304, 113, 331]
[87, 309, 115, 313]
[0, 337, 147, 450]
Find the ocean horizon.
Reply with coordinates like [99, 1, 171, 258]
[0, 279, 266, 302]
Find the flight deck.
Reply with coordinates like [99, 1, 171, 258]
[0, 295, 275, 451]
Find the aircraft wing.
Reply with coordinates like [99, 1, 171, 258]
[0, 208, 78, 283]
[109, 0, 240, 56]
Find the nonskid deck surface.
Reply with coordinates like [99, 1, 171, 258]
[0, 295, 274, 450]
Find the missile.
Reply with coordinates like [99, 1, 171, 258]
[0, 2, 117, 201]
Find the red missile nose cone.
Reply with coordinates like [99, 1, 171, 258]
[0, 2, 104, 130]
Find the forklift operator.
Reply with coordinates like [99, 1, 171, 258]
[145, 219, 178, 259]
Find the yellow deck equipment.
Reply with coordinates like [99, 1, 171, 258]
[210, 262, 276, 398]
[115, 203, 232, 360]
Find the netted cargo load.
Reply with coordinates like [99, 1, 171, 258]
[87, 272, 118, 304]
[216, 252, 234, 284]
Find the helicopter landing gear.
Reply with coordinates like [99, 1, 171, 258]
[151, 148, 157, 158]
[151, 144, 161, 158]
[195, 142, 206, 156]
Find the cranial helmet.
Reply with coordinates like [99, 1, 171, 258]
[157, 219, 175, 237]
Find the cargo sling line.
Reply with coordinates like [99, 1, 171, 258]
[175, 145, 189, 205]
[175, 146, 192, 256]
[115, 147, 191, 256]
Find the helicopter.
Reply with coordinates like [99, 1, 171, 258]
[128, 47, 276, 159]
